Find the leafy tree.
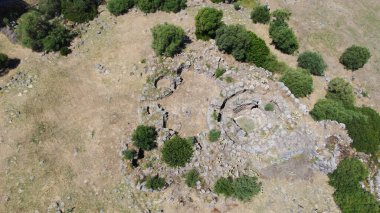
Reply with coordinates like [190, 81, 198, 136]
[208, 129, 221, 142]
[132, 125, 158, 151]
[137, 0, 161, 13]
[340, 45, 371, 71]
[233, 175, 261, 201]
[297, 51, 327, 76]
[280, 68, 313, 98]
[326, 78, 355, 106]
[329, 158, 380, 212]
[16, 11, 51, 51]
[0, 53, 9, 71]
[216, 25, 250, 61]
[107, 0, 135, 16]
[160, 0, 187, 13]
[151, 23, 186, 57]
[122, 149, 137, 160]
[195, 7, 223, 40]
[251, 4, 270, 24]
[42, 24, 74, 53]
[61, 0, 98, 23]
[146, 175, 166, 190]
[38, 0, 61, 19]
[184, 169, 200, 188]
[246, 32, 270, 66]
[272, 8, 291, 22]
[269, 20, 299, 54]
[214, 177, 234, 197]
[161, 135, 193, 167]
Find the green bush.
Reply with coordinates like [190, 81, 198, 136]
[38, 0, 61, 19]
[132, 125, 158, 151]
[326, 78, 355, 106]
[297, 51, 327, 76]
[42, 24, 74, 53]
[233, 175, 261, 201]
[346, 107, 380, 155]
[215, 25, 270, 66]
[250, 4, 270, 24]
[61, 0, 98, 23]
[234, 2, 241, 10]
[280, 68, 313, 98]
[0, 53, 9, 70]
[107, 0, 134, 16]
[146, 175, 166, 190]
[214, 177, 234, 197]
[215, 68, 226, 78]
[340, 45, 371, 71]
[208, 129, 221, 142]
[195, 7, 223, 40]
[246, 32, 270, 66]
[161, 135, 193, 167]
[329, 158, 380, 212]
[137, 0, 161, 13]
[272, 8, 291, 22]
[310, 99, 357, 123]
[151, 23, 186, 57]
[160, 0, 187, 13]
[184, 169, 200, 188]
[261, 54, 289, 73]
[122, 149, 137, 160]
[16, 11, 51, 51]
[264, 103, 274, 111]
[269, 20, 299, 54]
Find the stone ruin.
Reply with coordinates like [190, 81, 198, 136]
[119, 41, 372, 208]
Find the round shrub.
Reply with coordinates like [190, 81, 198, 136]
[264, 103, 274, 111]
[0, 53, 9, 71]
[122, 149, 137, 160]
[251, 4, 270, 24]
[132, 125, 157, 151]
[269, 20, 299, 54]
[160, 0, 187, 13]
[61, 0, 98, 23]
[16, 11, 51, 51]
[340, 45, 371, 71]
[326, 78, 355, 106]
[208, 129, 221, 142]
[107, 0, 134, 16]
[272, 8, 291, 22]
[214, 177, 234, 197]
[184, 169, 200, 188]
[233, 2, 241, 10]
[280, 68, 313, 98]
[42, 24, 74, 53]
[161, 135, 193, 167]
[137, 0, 161, 13]
[297, 51, 327, 76]
[233, 175, 261, 202]
[38, 0, 61, 19]
[195, 7, 223, 40]
[146, 175, 166, 190]
[151, 23, 186, 57]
